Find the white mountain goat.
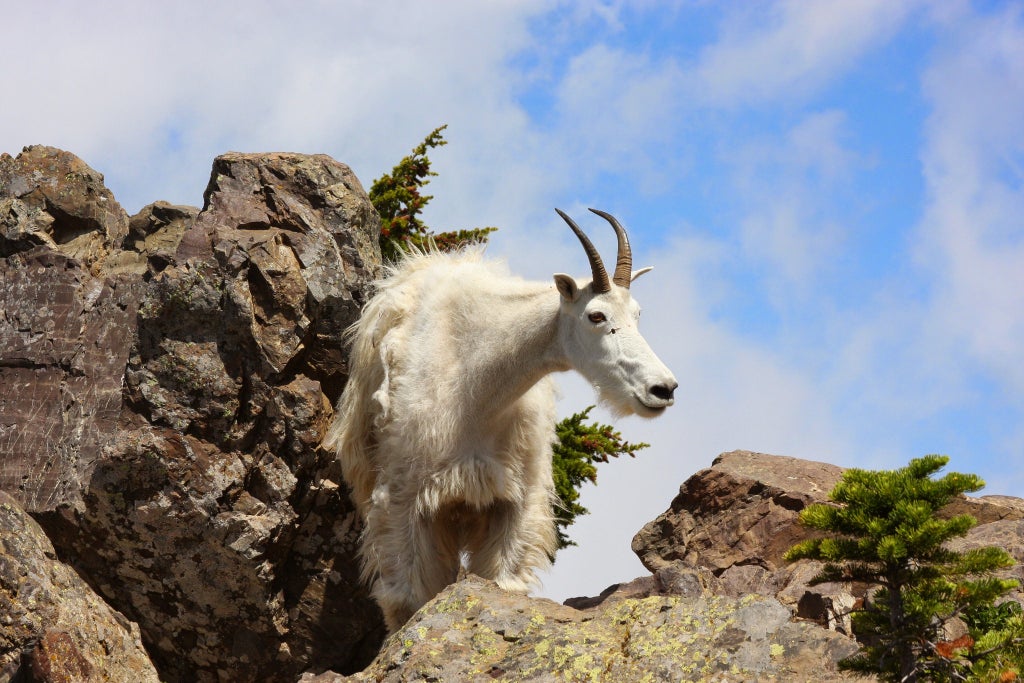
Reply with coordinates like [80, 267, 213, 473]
[324, 208, 677, 631]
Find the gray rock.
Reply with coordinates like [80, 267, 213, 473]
[302, 574, 862, 682]
[0, 491, 160, 682]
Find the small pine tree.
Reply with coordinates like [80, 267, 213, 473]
[368, 125, 495, 261]
[551, 406, 649, 549]
[785, 455, 1019, 682]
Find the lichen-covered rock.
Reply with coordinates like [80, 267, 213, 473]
[301, 575, 862, 682]
[1, 146, 386, 681]
[0, 491, 160, 682]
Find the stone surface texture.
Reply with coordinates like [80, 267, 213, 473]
[631, 450, 1024, 636]
[300, 574, 862, 683]
[1, 146, 384, 682]
[0, 491, 160, 682]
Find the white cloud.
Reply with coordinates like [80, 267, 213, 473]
[696, 0, 917, 106]
[1, 1, 549, 212]
[553, 43, 687, 181]
[725, 110, 861, 296]
[916, 4, 1024, 394]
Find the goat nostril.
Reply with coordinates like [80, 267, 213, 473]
[650, 384, 675, 402]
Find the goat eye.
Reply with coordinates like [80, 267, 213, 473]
[588, 312, 607, 324]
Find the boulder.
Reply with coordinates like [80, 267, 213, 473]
[631, 450, 1024, 636]
[633, 451, 1024, 576]
[0, 146, 385, 681]
[301, 574, 862, 683]
[0, 491, 160, 682]
[0, 145, 128, 267]
[632, 450, 843, 576]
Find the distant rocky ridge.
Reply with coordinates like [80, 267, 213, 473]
[2, 146, 1021, 682]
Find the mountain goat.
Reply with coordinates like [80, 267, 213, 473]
[324, 208, 677, 631]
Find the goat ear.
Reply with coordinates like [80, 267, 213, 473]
[630, 266, 654, 282]
[553, 274, 580, 302]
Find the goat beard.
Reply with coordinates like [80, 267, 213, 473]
[593, 383, 667, 420]
[593, 384, 641, 419]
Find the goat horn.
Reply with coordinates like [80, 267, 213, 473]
[588, 208, 633, 288]
[556, 208, 611, 293]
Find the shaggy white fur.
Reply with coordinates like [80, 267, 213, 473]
[325, 235, 675, 631]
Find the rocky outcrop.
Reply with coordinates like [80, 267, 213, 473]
[0, 491, 160, 682]
[304, 453, 872, 682]
[1, 145, 384, 681]
[1, 146, 138, 514]
[303, 451, 1024, 681]
[0, 145, 128, 267]
[631, 450, 1024, 633]
[632, 450, 844, 576]
[633, 450, 1024, 573]
[301, 574, 862, 683]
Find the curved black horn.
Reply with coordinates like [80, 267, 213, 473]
[556, 209, 611, 293]
[588, 208, 633, 288]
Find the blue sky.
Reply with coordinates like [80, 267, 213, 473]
[3, 1, 1022, 602]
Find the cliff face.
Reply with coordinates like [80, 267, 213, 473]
[2, 147, 1022, 683]
[1, 145, 385, 681]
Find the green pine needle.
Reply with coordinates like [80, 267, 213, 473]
[785, 455, 1020, 682]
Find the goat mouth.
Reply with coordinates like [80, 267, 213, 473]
[634, 395, 669, 414]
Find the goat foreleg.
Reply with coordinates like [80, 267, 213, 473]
[367, 495, 463, 632]
[466, 491, 557, 593]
